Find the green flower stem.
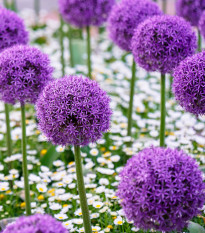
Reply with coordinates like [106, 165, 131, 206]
[162, 0, 167, 13]
[198, 29, 202, 52]
[127, 57, 136, 137]
[169, 75, 173, 98]
[34, 0, 40, 24]
[3, 0, 10, 8]
[74, 145, 92, 233]
[60, 16, 65, 76]
[5, 104, 12, 158]
[12, 0, 17, 12]
[21, 103, 31, 216]
[160, 74, 166, 147]
[68, 24, 74, 67]
[86, 26, 92, 78]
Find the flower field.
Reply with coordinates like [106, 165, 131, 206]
[0, 0, 205, 233]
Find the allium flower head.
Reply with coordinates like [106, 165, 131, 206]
[3, 214, 69, 233]
[0, 8, 28, 52]
[199, 11, 205, 39]
[176, 0, 205, 26]
[36, 75, 112, 146]
[0, 45, 53, 105]
[58, 0, 115, 28]
[107, 0, 162, 51]
[131, 15, 197, 74]
[117, 147, 205, 232]
[173, 51, 205, 116]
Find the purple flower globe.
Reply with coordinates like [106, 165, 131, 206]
[36, 75, 112, 146]
[58, 0, 115, 28]
[117, 147, 205, 232]
[0, 8, 28, 52]
[173, 51, 205, 116]
[199, 11, 205, 39]
[131, 15, 197, 74]
[0, 45, 53, 105]
[3, 214, 69, 233]
[176, 0, 205, 26]
[107, 0, 162, 51]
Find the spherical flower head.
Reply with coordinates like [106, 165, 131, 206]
[107, 0, 162, 51]
[131, 15, 197, 74]
[0, 45, 53, 105]
[58, 0, 115, 28]
[117, 147, 205, 232]
[36, 75, 112, 146]
[173, 51, 205, 116]
[199, 11, 205, 39]
[0, 8, 28, 52]
[176, 0, 205, 26]
[3, 214, 69, 233]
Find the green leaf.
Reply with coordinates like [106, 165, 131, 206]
[40, 145, 60, 168]
[188, 221, 205, 233]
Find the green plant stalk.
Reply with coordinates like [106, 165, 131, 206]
[21, 103, 31, 216]
[34, 0, 40, 24]
[162, 0, 167, 13]
[127, 58, 136, 137]
[198, 29, 202, 52]
[160, 74, 166, 147]
[86, 26, 92, 78]
[11, 0, 17, 12]
[3, 0, 10, 8]
[68, 24, 74, 67]
[5, 104, 12, 158]
[74, 145, 92, 233]
[60, 16, 65, 76]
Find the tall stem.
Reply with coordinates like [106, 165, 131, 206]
[86, 26, 92, 78]
[21, 103, 31, 216]
[162, 0, 167, 13]
[160, 74, 166, 147]
[3, 0, 10, 8]
[34, 0, 40, 24]
[198, 29, 202, 52]
[68, 24, 74, 67]
[74, 145, 92, 233]
[5, 104, 12, 158]
[127, 58, 136, 137]
[60, 16, 65, 76]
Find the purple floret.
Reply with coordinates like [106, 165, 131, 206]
[117, 146, 205, 232]
[0, 8, 28, 52]
[176, 0, 205, 26]
[0, 45, 53, 105]
[131, 15, 197, 74]
[107, 0, 162, 51]
[58, 0, 115, 28]
[36, 75, 112, 146]
[3, 214, 69, 233]
[173, 51, 205, 116]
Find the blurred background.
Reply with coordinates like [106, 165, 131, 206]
[0, 0, 176, 18]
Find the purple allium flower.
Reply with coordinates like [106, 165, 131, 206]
[0, 8, 28, 52]
[131, 15, 197, 74]
[36, 75, 112, 146]
[199, 11, 205, 39]
[173, 51, 205, 116]
[117, 147, 205, 232]
[107, 0, 162, 51]
[3, 214, 69, 233]
[58, 0, 115, 28]
[176, 0, 205, 26]
[0, 45, 53, 105]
